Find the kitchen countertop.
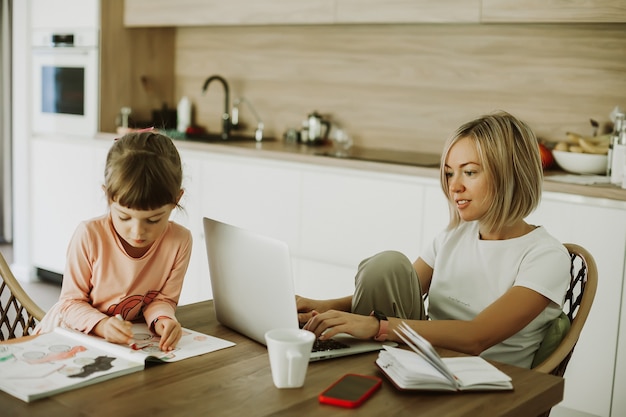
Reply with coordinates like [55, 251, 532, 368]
[95, 133, 626, 203]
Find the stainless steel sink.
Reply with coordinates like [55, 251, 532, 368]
[316, 147, 440, 168]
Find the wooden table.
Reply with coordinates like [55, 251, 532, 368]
[1, 300, 564, 417]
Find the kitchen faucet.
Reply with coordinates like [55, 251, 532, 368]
[202, 75, 230, 140]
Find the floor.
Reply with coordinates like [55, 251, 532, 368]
[0, 243, 62, 312]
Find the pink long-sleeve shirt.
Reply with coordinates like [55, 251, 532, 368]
[35, 214, 192, 334]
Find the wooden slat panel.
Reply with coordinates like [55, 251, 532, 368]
[335, 0, 480, 23]
[124, 0, 335, 27]
[482, 0, 626, 23]
[174, 24, 626, 152]
[100, 0, 175, 132]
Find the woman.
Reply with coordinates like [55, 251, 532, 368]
[298, 111, 570, 368]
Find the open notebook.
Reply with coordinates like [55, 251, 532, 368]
[203, 217, 395, 361]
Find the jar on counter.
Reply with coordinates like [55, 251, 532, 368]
[611, 114, 626, 186]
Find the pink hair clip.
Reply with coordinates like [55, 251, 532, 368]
[114, 127, 156, 141]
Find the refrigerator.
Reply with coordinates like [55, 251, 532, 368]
[0, 0, 12, 244]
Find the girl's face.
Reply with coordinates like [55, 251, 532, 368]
[110, 202, 176, 257]
[444, 137, 490, 223]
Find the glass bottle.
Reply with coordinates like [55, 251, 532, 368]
[610, 114, 626, 185]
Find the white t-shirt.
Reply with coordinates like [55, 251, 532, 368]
[421, 221, 570, 368]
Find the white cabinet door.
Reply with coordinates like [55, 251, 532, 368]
[527, 192, 626, 417]
[197, 154, 301, 248]
[170, 150, 208, 305]
[300, 166, 426, 269]
[194, 154, 302, 302]
[31, 138, 107, 274]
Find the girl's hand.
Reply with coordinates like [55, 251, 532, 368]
[95, 315, 134, 345]
[302, 310, 379, 341]
[152, 317, 182, 351]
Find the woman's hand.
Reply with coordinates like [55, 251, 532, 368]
[296, 295, 352, 325]
[152, 317, 182, 351]
[94, 315, 134, 345]
[302, 310, 379, 341]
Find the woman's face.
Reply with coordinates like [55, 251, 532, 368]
[444, 137, 491, 223]
[110, 202, 175, 255]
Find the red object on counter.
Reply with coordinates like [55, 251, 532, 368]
[539, 143, 555, 169]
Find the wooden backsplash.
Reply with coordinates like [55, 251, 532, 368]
[174, 23, 626, 153]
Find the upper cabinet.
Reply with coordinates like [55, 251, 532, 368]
[334, 0, 480, 24]
[482, 0, 626, 23]
[124, 0, 335, 27]
[124, 0, 626, 26]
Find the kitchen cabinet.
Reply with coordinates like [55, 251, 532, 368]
[30, 137, 109, 274]
[125, 0, 625, 27]
[334, 0, 480, 24]
[125, 0, 479, 26]
[124, 0, 334, 27]
[527, 193, 626, 417]
[481, 0, 626, 23]
[168, 150, 205, 305]
[299, 166, 430, 268]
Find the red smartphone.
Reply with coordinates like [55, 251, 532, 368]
[318, 374, 382, 408]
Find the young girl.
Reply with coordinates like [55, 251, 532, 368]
[298, 111, 571, 368]
[36, 131, 192, 352]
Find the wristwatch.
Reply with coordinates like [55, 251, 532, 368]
[370, 310, 389, 342]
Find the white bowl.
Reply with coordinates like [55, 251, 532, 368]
[552, 150, 608, 175]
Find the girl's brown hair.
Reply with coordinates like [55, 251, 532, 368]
[104, 131, 183, 210]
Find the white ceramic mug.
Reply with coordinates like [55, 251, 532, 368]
[264, 328, 315, 389]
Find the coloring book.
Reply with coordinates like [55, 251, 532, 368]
[0, 324, 235, 402]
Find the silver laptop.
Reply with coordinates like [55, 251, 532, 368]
[203, 217, 395, 361]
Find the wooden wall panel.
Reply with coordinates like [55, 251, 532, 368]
[482, 0, 626, 23]
[175, 24, 626, 154]
[335, 0, 480, 23]
[100, 0, 175, 133]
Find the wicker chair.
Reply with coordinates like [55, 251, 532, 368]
[532, 243, 598, 417]
[0, 251, 46, 340]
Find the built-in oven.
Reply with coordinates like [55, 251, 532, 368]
[31, 29, 99, 136]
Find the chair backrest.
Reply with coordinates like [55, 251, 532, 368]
[532, 243, 598, 376]
[0, 251, 46, 340]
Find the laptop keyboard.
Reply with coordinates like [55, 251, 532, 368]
[312, 338, 350, 352]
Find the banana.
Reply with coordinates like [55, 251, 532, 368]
[565, 132, 611, 145]
[569, 145, 584, 153]
[578, 138, 609, 155]
[554, 141, 569, 151]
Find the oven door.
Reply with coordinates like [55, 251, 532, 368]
[32, 47, 98, 136]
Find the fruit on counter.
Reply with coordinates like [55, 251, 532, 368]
[553, 131, 610, 155]
[578, 138, 609, 154]
[538, 143, 554, 169]
[565, 131, 610, 145]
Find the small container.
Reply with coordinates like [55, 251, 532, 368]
[177, 96, 191, 133]
[608, 113, 625, 178]
[611, 119, 626, 186]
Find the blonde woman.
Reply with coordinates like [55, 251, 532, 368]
[298, 111, 570, 368]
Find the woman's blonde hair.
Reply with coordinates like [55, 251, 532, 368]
[439, 111, 543, 232]
[104, 131, 183, 210]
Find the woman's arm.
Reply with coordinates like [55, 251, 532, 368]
[305, 285, 550, 357]
[389, 286, 550, 355]
[413, 257, 433, 294]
